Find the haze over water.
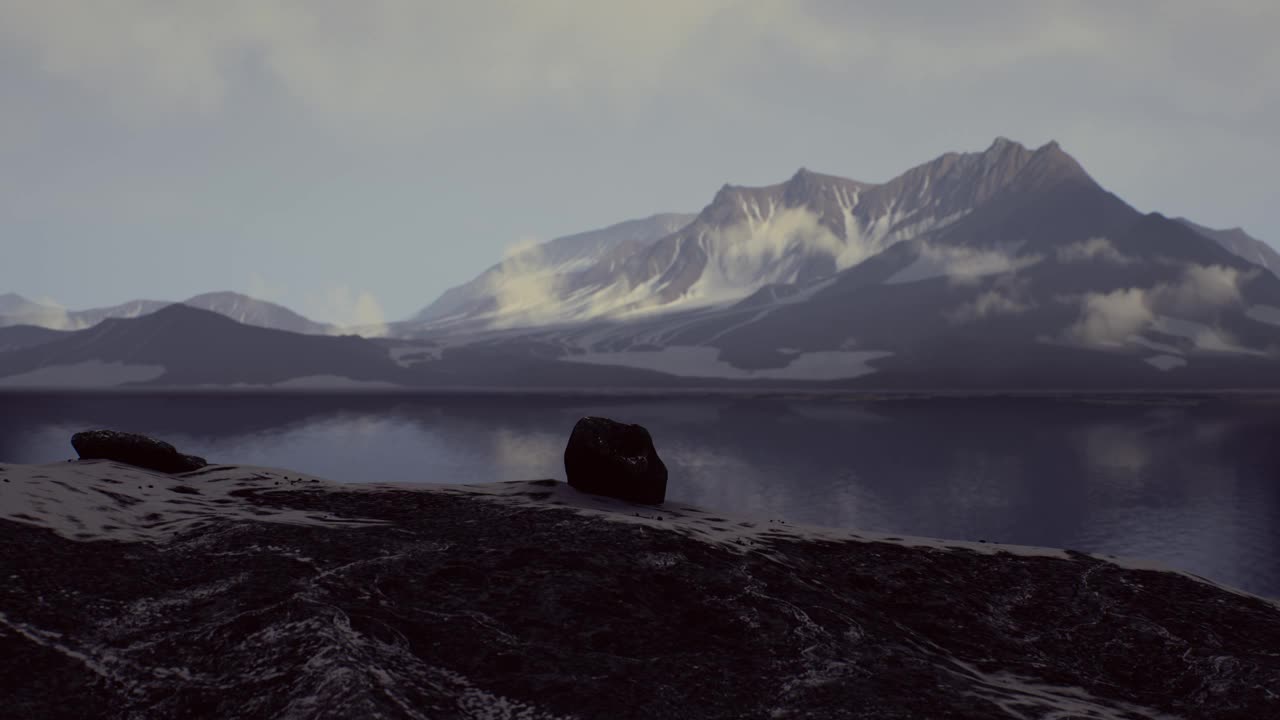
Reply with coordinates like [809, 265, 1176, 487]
[3, 392, 1278, 599]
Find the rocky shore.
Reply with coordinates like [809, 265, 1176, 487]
[1, 454, 1279, 718]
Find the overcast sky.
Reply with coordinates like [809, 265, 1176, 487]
[1, 1, 1276, 325]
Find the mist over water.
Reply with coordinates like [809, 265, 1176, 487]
[3, 392, 1278, 598]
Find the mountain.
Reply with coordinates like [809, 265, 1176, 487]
[0, 324, 70, 352]
[0, 305, 402, 389]
[393, 138, 1280, 389]
[0, 292, 334, 334]
[7, 138, 1280, 390]
[0, 292, 50, 317]
[0, 304, 682, 389]
[182, 292, 332, 335]
[409, 213, 696, 332]
[1176, 218, 1280, 277]
[409, 139, 1116, 333]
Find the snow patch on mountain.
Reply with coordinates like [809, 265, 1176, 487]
[1152, 317, 1263, 356]
[0, 361, 166, 387]
[1245, 305, 1280, 327]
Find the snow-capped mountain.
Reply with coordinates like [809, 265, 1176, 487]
[387, 138, 1280, 388]
[0, 292, 333, 335]
[182, 292, 332, 335]
[6, 138, 1280, 390]
[409, 139, 1110, 332]
[410, 213, 695, 331]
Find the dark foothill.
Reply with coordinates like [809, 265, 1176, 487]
[564, 416, 668, 504]
[71, 430, 208, 474]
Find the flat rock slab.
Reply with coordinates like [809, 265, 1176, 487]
[1, 462, 1278, 719]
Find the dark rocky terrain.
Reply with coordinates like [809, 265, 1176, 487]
[1, 460, 1278, 718]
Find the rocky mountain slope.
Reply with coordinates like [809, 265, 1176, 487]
[410, 213, 695, 331]
[407, 139, 1131, 332]
[1178, 217, 1280, 277]
[390, 139, 1280, 387]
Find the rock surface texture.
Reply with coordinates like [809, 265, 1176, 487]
[70, 429, 207, 474]
[0, 460, 1278, 718]
[564, 416, 668, 504]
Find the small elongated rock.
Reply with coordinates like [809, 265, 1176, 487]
[71, 429, 208, 474]
[564, 416, 667, 504]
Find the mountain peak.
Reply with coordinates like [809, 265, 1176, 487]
[986, 136, 1026, 153]
[1012, 139, 1092, 190]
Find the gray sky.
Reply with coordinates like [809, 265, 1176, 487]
[1, 1, 1276, 325]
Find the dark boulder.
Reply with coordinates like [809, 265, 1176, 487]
[71, 430, 208, 474]
[564, 416, 667, 504]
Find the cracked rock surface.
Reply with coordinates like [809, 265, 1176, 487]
[1, 460, 1278, 719]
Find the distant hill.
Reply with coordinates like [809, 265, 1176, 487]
[0, 305, 400, 389]
[0, 324, 70, 352]
[0, 292, 334, 335]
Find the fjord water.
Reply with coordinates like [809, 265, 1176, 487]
[2, 392, 1278, 598]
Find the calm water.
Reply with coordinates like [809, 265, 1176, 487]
[2, 392, 1279, 598]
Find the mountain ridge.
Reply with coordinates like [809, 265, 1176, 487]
[0, 291, 335, 335]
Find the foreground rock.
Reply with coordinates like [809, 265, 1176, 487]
[564, 416, 667, 504]
[70, 429, 207, 474]
[1, 460, 1278, 719]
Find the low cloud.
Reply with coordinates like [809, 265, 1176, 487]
[701, 207, 844, 291]
[894, 241, 1042, 286]
[1160, 264, 1246, 313]
[1056, 237, 1130, 264]
[0, 295, 78, 330]
[247, 272, 288, 304]
[1063, 263, 1251, 347]
[1065, 287, 1154, 347]
[308, 286, 388, 336]
[947, 277, 1036, 324]
[501, 206, 855, 323]
[485, 236, 567, 328]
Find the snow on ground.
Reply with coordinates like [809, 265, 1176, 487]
[560, 346, 892, 380]
[1246, 305, 1280, 327]
[0, 361, 167, 387]
[1126, 335, 1184, 356]
[1153, 316, 1266, 356]
[387, 344, 443, 366]
[0, 461, 385, 543]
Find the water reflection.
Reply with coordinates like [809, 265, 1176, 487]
[1, 392, 1278, 597]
